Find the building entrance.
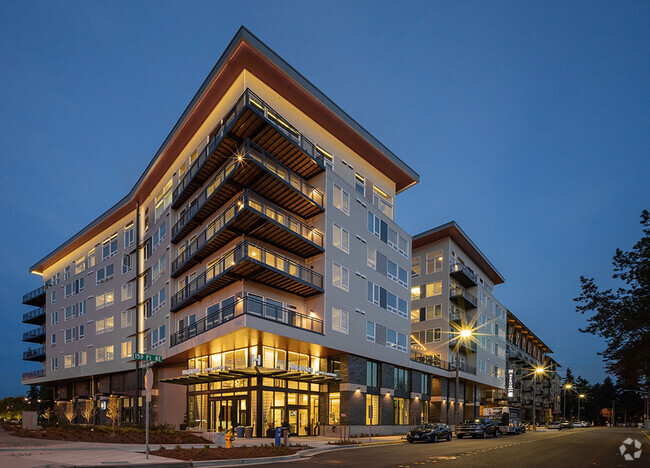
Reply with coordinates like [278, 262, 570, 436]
[208, 397, 248, 432]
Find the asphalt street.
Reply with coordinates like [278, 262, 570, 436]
[265, 427, 650, 468]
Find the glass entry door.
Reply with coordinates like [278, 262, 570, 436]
[208, 397, 248, 432]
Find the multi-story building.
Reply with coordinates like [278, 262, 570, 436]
[20, 26, 449, 436]
[504, 310, 561, 423]
[410, 222, 507, 423]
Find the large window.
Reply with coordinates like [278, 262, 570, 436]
[366, 320, 376, 342]
[394, 368, 410, 392]
[393, 397, 409, 425]
[154, 179, 173, 220]
[329, 393, 340, 424]
[354, 173, 365, 195]
[425, 281, 442, 297]
[124, 222, 134, 248]
[366, 361, 379, 387]
[331, 307, 349, 334]
[102, 234, 118, 260]
[332, 224, 349, 253]
[366, 394, 379, 425]
[96, 290, 114, 310]
[333, 184, 349, 215]
[426, 250, 443, 274]
[332, 263, 349, 291]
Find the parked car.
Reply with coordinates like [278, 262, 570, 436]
[547, 421, 562, 430]
[560, 420, 574, 429]
[456, 418, 499, 439]
[573, 421, 590, 428]
[407, 423, 453, 443]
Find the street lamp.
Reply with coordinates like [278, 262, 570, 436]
[532, 366, 544, 430]
[454, 328, 473, 433]
[577, 394, 586, 422]
[563, 383, 572, 420]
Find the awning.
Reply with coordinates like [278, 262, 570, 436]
[160, 366, 341, 386]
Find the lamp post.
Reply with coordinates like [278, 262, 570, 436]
[577, 394, 586, 422]
[454, 329, 472, 433]
[532, 367, 544, 430]
[563, 383, 572, 420]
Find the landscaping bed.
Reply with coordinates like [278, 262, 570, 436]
[1, 423, 208, 444]
[151, 444, 307, 461]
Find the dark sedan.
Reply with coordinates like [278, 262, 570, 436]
[407, 423, 453, 443]
[456, 418, 500, 439]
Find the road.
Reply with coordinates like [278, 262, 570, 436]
[266, 427, 650, 468]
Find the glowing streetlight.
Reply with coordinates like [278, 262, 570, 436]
[563, 383, 573, 420]
[453, 328, 473, 434]
[532, 365, 546, 430]
[577, 394, 586, 421]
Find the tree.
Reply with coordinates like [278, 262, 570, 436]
[106, 395, 121, 432]
[575, 209, 650, 387]
[62, 401, 76, 424]
[80, 399, 95, 424]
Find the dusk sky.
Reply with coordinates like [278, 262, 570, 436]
[0, 1, 648, 397]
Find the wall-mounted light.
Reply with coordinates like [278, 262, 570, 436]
[356, 387, 361, 392]
[386, 391, 391, 397]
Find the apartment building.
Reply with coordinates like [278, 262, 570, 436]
[21, 27, 458, 436]
[410, 222, 507, 423]
[502, 311, 561, 423]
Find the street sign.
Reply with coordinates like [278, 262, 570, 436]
[134, 353, 162, 363]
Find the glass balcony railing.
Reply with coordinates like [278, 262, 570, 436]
[173, 89, 327, 207]
[23, 326, 46, 342]
[449, 262, 478, 287]
[172, 139, 324, 242]
[170, 296, 324, 347]
[171, 190, 323, 276]
[411, 349, 449, 370]
[23, 307, 46, 323]
[171, 240, 323, 311]
[22, 369, 45, 380]
[449, 286, 478, 309]
[22, 285, 46, 305]
[23, 346, 45, 360]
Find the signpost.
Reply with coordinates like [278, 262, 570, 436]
[368, 405, 373, 443]
[135, 354, 160, 459]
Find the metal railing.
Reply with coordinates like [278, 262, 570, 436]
[22, 369, 45, 380]
[173, 89, 326, 205]
[172, 190, 323, 275]
[23, 347, 45, 359]
[171, 240, 323, 309]
[170, 296, 324, 347]
[23, 326, 46, 341]
[411, 349, 450, 370]
[449, 262, 478, 283]
[23, 307, 46, 322]
[449, 286, 478, 306]
[172, 139, 324, 241]
[22, 286, 45, 303]
[449, 362, 478, 375]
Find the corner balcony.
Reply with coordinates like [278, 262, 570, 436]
[22, 369, 45, 381]
[23, 326, 46, 344]
[449, 286, 478, 309]
[449, 336, 478, 354]
[172, 89, 327, 209]
[23, 346, 46, 362]
[170, 240, 323, 313]
[171, 139, 324, 244]
[23, 307, 46, 325]
[410, 349, 450, 371]
[171, 190, 323, 278]
[170, 296, 324, 347]
[23, 285, 46, 306]
[449, 262, 478, 288]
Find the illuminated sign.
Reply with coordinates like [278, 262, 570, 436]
[506, 369, 515, 397]
[289, 364, 337, 378]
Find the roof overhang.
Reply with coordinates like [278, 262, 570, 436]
[507, 309, 553, 354]
[412, 221, 505, 285]
[30, 26, 418, 274]
[160, 365, 341, 386]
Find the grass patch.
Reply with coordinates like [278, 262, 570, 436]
[150, 444, 308, 461]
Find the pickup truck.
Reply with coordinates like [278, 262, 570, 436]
[456, 418, 500, 439]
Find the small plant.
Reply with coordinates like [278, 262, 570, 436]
[79, 400, 95, 424]
[175, 444, 182, 451]
[159, 446, 165, 451]
[204, 444, 210, 449]
[105, 395, 121, 433]
[62, 402, 75, 424]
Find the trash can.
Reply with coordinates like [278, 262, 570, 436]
[274, 427, 282, 446]
[244, 426, 253, 438]
[236, 426, 245, 438]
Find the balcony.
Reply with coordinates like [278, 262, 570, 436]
[171, 190, 323, 278]
[449, 262, 478, 288]
[22, 369, 45, 380]
[449, 337, 478, 353]
[22, 307, 46, 325]
[23, 326, 46, 344]
[449, 362, 477, 375]
[171, 240, 323, 313]
[410, 349, 450, 371]
[172, 89, 327, 209]
[23, 346, 45, 362]
[449, 286, 478, 309]
[170, 296, 324, 347]
[171, 139, 325, 244]
[23, 285, 46, 306]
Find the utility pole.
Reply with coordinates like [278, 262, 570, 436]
[454, 350, 460, 432]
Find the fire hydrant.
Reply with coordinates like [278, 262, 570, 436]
[225, 429, 235, 449]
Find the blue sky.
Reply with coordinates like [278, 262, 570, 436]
[0, 1, 648, 397]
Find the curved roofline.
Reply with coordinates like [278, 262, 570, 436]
[30, 26, 419, 274]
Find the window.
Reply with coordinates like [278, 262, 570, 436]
[154, 179, 172, 220]
[493, 342, 499, 355]
[366, 320, 376, 342]
[64, 305, 76, 321]
[64, 265, 71, 280]
[64, 327, 77, 343]
[365, 247, 377, 271]
[152, 254, 167, 281]
[373, 185, 393, 218]
[387, 228, 398, 250]
[479, 360, 487, 374]
[78, 300, 86, 317]
[411, 309, 419, 323]
[426, 304, 442, 320]
[387, 260, 398, 282]
[333, 184, 349, 214]
[152, 222, 167, 251]
[96, 290, 114, 309]
[151, 324, 166, 349]
[51, 357, 58, 371]
[367, 211, 381, 237]
[426, 281, 442, 297]
[366, 361, 379, 387]
[96, 345, 114, 363]
[387, 328, 397, 349]
[74, 256, 85, 275]
[397, 333, 407, 352]
[96, 316, 114, 334]
[411, 286, 420, 300]
[79, 351, 87, 366]
[121, 282, 134, 301]
[394, 368, 410, 391]
[354, 173, 365, 195]
[79, 324, 85, 339]
[411, 257, 420, 278]
[88, 247, 96, 268]
[102, 234, 118, 260]
[329, 392, 340, 425]
[121, 340, 133, 358]
[366, 394, 379, 425]
[387, 292, 397, 314]
[96, 264, 114, 284]
[64, 354, 74, 369]
[149, 287, 167, 315]
[51, 290, 56, 304]
[332, 263, 349, 291]
[434, 328, 441, 342]
[51, 310, 58, 326]
[124, 222, 134, 248]
[332, 224, 349, 253]
[367, 281, 380, 305]
[51, 333, 56, 345]
[398, 235, 408, 258]
[426, 250, 443, 274]
[121, 309, 134, 328]
[332, 307, 349, 334]
[122, 253, 132, 274]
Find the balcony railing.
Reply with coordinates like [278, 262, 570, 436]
[170, 296, 324, 347]
[22, 285, 46, 305]
[172, 139, 324, 243]
[411, 349, 450, 371]
[171, 240, 323, 312]
[449, 362, 478, 375]
[23, 326, 46, 342]
[449, 262, 478, 287]
[23, 307, 46, 324]
[22, 369, 45, 380]
[23, 346, 45, 360]
[173, 89, 327, 208]
[449, 286, 478, 309]
[171, 190, 323, 277]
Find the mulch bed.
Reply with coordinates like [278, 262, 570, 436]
[151, 445, 306, 461]
[2, 424, 208, 444]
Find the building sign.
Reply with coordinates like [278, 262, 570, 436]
[182, 366, 229, 376]
[289, 364, 338, 378]
[506, 369, 515, 398]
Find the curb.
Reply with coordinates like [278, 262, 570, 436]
[358, 440, 406, 446]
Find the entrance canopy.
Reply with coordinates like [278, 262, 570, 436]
[160, 365, 340, 386]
